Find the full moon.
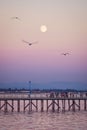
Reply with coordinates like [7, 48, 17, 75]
[40, 25, 47, 32]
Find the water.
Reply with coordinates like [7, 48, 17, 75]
[0, 111, 87, 130]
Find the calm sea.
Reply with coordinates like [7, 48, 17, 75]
[0, 110, 87, 130]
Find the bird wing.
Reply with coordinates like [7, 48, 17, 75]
[22, 40, 38, 44]
[22, 40, 30, 44]
[11, 17, 21, 21]
[31, 41, 38, 44]
[16, 17, 21, 20]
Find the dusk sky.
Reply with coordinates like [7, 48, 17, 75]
[0, 0, 87, 89]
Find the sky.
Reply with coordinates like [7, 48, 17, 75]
[0, 0, 87, 89]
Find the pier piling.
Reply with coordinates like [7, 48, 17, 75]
[0, 97, 87, 113]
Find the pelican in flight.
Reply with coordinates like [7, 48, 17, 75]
[11, 17, 21, 21]
[61, 53, 70, 56]
[22, 40, 38, 46]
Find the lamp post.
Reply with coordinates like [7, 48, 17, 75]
[29, 81, 31, 97]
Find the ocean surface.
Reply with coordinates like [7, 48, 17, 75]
[0, 111, 87, 130]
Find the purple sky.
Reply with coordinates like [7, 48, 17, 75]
[0, 0, 87, 88]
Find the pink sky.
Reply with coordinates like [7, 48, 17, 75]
[0, 0, 87, 86]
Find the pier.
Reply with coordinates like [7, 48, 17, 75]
[0, 96, 87, 112]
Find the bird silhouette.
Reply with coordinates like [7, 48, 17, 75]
[11, 17, 21, 21]
[61, 53, 70, 56]
[22, 40, 38, 46]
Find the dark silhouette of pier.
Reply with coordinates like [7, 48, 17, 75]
[0, 96, 87, 112]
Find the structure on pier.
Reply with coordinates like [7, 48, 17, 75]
[0, 97, 87, 113]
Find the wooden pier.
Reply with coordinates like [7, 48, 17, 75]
[0, 97, 87, 112]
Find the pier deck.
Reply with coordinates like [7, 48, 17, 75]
[0, 97, 87, 100]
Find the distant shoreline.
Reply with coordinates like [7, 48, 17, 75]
[0, 88, 87, 93]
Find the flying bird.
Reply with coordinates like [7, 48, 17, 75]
[22, 40, 38, 46]
[61, 53, 70, 56]
[11, 17, 21, 21]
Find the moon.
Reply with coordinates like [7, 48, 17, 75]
[40, 25, 47, 32]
